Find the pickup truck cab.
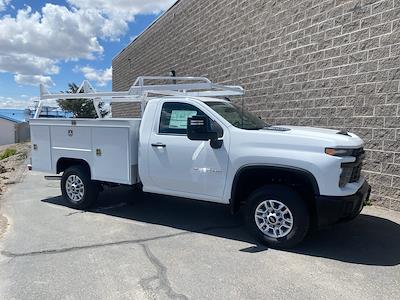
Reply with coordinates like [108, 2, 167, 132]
[30, 76, 371, 248]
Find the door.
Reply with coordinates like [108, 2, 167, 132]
[31, 125, 52, 172]
[147, 101, 229, 201]
[92, 127, 131, 184]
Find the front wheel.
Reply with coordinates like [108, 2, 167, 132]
[61, 165, 99, 209]
[245, 185, 309, 249]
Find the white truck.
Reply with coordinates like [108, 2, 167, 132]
[30, 76, 371, 248]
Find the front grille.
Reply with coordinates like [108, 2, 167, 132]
[339, 148, 365, 187]
[352, 148, 365, 158]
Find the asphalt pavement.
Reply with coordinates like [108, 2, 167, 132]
[0, 171, 399, 299]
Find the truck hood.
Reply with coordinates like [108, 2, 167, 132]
[256, 125, 364, 149]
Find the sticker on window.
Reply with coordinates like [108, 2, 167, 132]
[169, 110, 197, 129]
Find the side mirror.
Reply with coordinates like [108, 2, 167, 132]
[187, 116, 223, 149]
[187, 116, 217, 141]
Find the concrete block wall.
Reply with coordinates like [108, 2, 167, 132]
[112, 0, 400, 210]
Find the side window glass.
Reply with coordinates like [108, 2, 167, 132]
[159, 102, 206, 134]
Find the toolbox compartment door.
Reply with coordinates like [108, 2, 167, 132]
[92, 127, 131, 184]
[30, 125, 52, 172]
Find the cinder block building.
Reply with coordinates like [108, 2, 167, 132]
[112, 0, 400, 210]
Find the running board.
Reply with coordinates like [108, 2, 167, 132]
[44, 176, 62, 181]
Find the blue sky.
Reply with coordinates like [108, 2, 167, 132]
[0, 0, 175, 108]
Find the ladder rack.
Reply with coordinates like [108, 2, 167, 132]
[35, 76, 245, 119]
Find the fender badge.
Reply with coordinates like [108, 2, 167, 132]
[193, 167, 222, 173]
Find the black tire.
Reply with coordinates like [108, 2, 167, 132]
[61, 165, 99, 209]
[245, 184, 309, 249]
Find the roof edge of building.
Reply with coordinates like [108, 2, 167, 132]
[0, 114, 22, 123]
[112, 0, 181, 62]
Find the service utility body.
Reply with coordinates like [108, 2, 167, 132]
[30, 76, 371, 248]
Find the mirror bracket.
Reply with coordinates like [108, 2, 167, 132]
[210, 139, 223, 149]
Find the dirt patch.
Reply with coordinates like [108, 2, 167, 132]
[0, 214, 7, 239]
[0, 143, 30, 196]
[0, 143, 30, 239]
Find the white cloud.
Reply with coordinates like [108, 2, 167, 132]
[0, 1, 176, 87]
[0, 54, 59, 75]
[0, 0, 11, 12]
[0, 96, 35, 109]
[0, 5, 104, 60]
[0, 4, 104, 86]
[68, 0, 176, 20]
[14, 74, 54, 87]
[67, 0, 177, 40]
[78, 66, 112, 86]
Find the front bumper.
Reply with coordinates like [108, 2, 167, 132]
[315, 180, 371, 227]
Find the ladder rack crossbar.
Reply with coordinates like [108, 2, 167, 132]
[132, 76, 212, 85]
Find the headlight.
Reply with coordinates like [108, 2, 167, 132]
[325, 148, 355, 156]
[327, 147, 365, 187]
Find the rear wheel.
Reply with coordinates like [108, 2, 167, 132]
[245, 185, 309, 249]
[61, 165, 99, 209]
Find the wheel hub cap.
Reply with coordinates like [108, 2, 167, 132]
[65, 175, 84, 202]
[254, 199, 294, 238]
[267, 214, 277, 224]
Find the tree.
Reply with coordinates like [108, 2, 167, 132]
[57, 83, 108, 118]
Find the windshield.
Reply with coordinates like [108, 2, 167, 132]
[205, 101, 267, 130]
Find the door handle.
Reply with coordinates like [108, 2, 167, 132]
[151, 143, 166, 148]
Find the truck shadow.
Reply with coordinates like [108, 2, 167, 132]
[42, 186, 400, 267]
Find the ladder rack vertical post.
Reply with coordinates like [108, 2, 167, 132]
[138, 77, 145, 116]
[34, 100, 44, 119]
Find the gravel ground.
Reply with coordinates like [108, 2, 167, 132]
[0, 143, 30, 239]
